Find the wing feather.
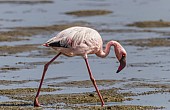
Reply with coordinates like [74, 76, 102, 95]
[45, 27, 102, 50]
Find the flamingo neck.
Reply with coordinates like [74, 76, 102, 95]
[96, 41, 118, 58]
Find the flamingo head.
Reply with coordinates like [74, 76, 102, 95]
[114, 43, 127, 73]
[116, 54, 126, 73]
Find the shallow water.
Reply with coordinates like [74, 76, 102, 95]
[0, 0, 170, 109]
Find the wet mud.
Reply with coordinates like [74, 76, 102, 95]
[0, 21, 90, 42]
[0, 88, 58, 95]
[0, 1, 170, 109]
[0, 44, 39, 55]
[0, 76, 68, 85]
[65, 10, 112, 17]
[71, 105, 164, 110]
[0, 79, 167, 109]
[0, 59, 63, 72]
[0, 0, 53, 4]
[48, 79, 124, 88]
[0, 24, 169, 109]
[0, 35, 27, 42]
[123, 38, 170, 47]
[127, 20, 170, 28]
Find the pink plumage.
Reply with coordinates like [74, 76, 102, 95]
[34, 26, 127, 107]
[44, 26, 103, 57]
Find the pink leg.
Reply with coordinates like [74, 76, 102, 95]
[34, 53, 61, 107]
[84, 58, 105, 107]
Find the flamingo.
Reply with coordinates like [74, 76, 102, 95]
[34, 26, 127, 107]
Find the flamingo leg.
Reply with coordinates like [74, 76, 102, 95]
[84, 58, 105, 107]
[34, 52, 61, 107]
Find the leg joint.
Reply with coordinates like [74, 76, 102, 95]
[90, 76, 95, 83]
[44, 63, 50, 69]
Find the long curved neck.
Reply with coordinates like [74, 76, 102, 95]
[96, 41, 119, 58]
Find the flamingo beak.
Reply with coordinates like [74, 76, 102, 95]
[116, 55, 126, 73]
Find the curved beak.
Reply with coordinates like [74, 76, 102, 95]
[116, 55, 126, 73]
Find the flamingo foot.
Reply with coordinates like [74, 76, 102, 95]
[101, 102, 105, 107]
[34, 98, 42, 107]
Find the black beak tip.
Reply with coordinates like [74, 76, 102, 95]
[116, 70, 120, 73]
